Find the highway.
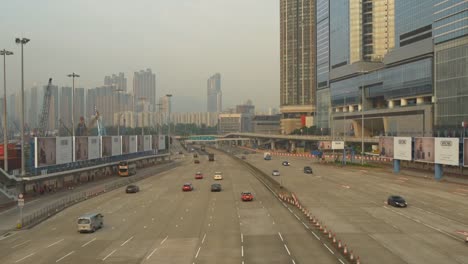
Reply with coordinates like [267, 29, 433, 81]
[0, 150, 342, 264]
[233, 147, 468, 264]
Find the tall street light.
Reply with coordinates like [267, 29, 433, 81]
[15, 37, 30, 176]
[358, 70, 367, 165]
[67, 73, 79, 162]
[166, 94, 172, 153]
[1, 49, 13, 172]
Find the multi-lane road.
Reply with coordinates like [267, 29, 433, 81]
[233, 147, 468, 264]
[0, 150, 344, 264]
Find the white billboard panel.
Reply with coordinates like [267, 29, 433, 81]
[305, 116, 314, 127]
[56, 137, 73, 165]
[158, 135, 166, 150]
[414, 137, 435, 163]
[332, 141, 344, 150]
[435, 138, 459, 166]
[111, 136, 122, 156]
[144, 135, 152, 151]
[129, 136, 138, 153]
[393, 137, 412, 161]
[35, 137, 57, 168]
[88, 136, 100, 160]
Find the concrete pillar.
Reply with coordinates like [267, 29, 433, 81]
[358, 104, 362, 111]
[335, 108, 339, 113]
[349, 105, 354, 112]
[393, 159, 400, 174]
[271, 141, 276, 150]
[401, 98, 407, 106]
[343, 106, 348, 113]
[435, 164, 443, 180]
[388, 100, 394, 109]
[290, 141, 296, 152]
[416, 97, 424, 105]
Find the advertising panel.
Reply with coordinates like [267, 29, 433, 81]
[464, 139, 468, 167]
[144, 135, 152, 151]
[101, 136, 112, 157]
[393, 137, 412, 161]
[35, 137, 57, 168]
[379, 137, 394, 158]
[317, 141, 331, 150]
[158, 135, 166, 150]
[434, 138, 459, 166]
[111, 136, 122, 156]
[122, 136, 130, 154]
[152, 135, 158, 150]
[332, 141, 344, 150]
[56, 137, 73, 165]
[88, 136, 100, 160]
[129, 136, 138, 153]
[137, 135, 144, 152]
[74, 137, 89, 161]
[414, 137, 435, 163]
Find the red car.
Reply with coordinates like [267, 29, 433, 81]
[182, 183, 194, 192]
[195, 172, 203, 179]
[241, 192, 254, 201]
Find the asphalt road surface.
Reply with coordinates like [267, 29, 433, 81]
[0, 151, 342, 264]
[237, 149, 468, 264]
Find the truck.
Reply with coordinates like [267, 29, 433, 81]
[264, 152, 272, 160]
[118, 161, 137, 176]
[208, 153, 215, 161]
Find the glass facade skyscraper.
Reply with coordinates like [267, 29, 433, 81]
[316, 0, 330, 129]
[395, 0, 436, 47]
[433, 0, 468, 44]
[329, 0, 349, 69]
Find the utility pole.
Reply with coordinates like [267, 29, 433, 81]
[1, 49, 13, 172]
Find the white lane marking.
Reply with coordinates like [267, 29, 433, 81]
[302, 222, 310, 229]
[292, 259, 296, 264]
[288, 208, 293, 213]
[241, 233, 244, 243]
[46, 238, 64, 248]
[160, 236, 168, 245]
[14, 252, 36, 263]
[278, 232, 284, 242]
[195, 247, 201, 258]
[56, 251, 74, 262]
[323, 244, 334, 254]
[202, 233, 207, 244]
[273, 221, 276, 225]
[311, 231, 320, 240]
[81, 238, 96, 247]
[293, 214, 300, 220]
[146, 248, 159, 260]
[241, 245, 244, 257]
[120, 236, 134, 247]
[12, 240, 31, 248]
[282, 202, 287, 207]
[284, 244, 291, 255]
[103, 249, 117, 261]
[339, 259, 346, 264]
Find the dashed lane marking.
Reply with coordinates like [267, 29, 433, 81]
[56, 251, 74, 262]
[81, 238, 96, 247]
[323, 244, 334, 254]
[120, 236, 134, 247]
[241, 233, 244, 243]
[302, 222, 310, 229]
[102, 249, 116, 261]
[311, 231, 320, 240]
[12, 240, 31, 249]
[284, 244, 291, 255]
[202, 234, 207, 244]
[278, 232, 284, 242]
[46, 238, 64, 248]
[195, 247, 201, 258]
[14, 252, 36, 263]
[146, 248, 158, 260]
[241, 245, 244, 257]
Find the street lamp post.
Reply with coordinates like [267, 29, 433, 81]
[166, 94, 172, 153]
[15, 38, 30, 176]
[67, 73, 79, 162]
[359, 70, 366, 165]
[1, 49, 13, 172]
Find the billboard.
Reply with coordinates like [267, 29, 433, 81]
[102, 136, 112, 157]
[122, 136, 130, 154]
[379, 137, 394, 158]
[56, 137, 73, 165]
[152, 135, 158, 150]
[111, 136, 122, 156]
[464, 139, 468, 167]
[144, 135, 152, 151]
[35, 137, 57, 168]
[137, 135, 144, 152]
[318, 141, 331, 150]
[158, 135, 166, 150]
[332, 141, 344, 150]
[74, 137, 89, 161]
[88, 136, 100, 160]
[129, 136, 137, 153]
[434, 138, 459, 166]
[393, 137, 412, 161]
[414, 137, 435, 163]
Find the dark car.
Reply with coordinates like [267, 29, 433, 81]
[182, 183, 194, 192]
[211, 183, 222, 192]
[303, 166, 313, 174]
[194, 159, 200, 164]
[241, 192, 254, 201]
[125, 185, 140, 193]
[282, 161, 290, 166]
[387, 195, 407, 207]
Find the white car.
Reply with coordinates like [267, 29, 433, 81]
[272, 170, 280, 176]
[213, 172, 223, 180]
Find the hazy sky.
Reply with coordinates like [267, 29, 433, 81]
[0, 0, 279, 112]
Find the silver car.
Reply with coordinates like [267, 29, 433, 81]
[272, 170, 280, 176]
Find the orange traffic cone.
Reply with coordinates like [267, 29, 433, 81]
[332, 235, 336, 244]
[328, 232, 332, 239]
[343, 245, 348, 255]
[350, 251, 354, 260]
[356, 256, 361, 264]
[323, 226, 328, 234]
[338, 240, 342, 249]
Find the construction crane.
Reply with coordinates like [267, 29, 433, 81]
[58, 118, 72, 136]
[37, 78, 53, 137]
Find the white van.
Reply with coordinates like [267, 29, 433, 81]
[77, 213, 104, 233]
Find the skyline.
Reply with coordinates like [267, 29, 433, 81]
[0, 0, 280, 112]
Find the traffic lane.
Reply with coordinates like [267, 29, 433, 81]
[217, 153, 339, 264]
[0, 163, 198, 264]
[245, 154, 468, 263]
